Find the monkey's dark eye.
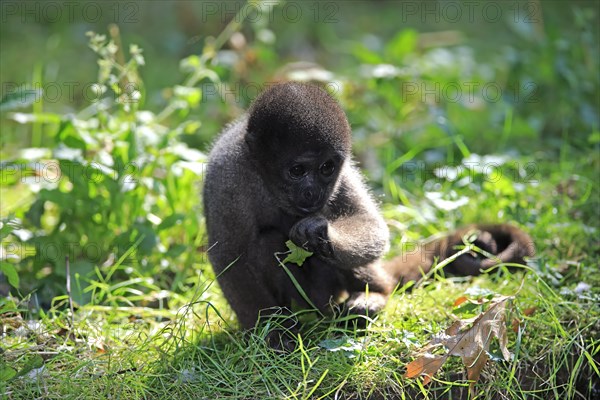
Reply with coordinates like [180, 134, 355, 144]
[289, 165, 306, 179]
[319, 160, 335, 177]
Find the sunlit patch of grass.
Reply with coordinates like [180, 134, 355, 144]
[4, 252, 597, 399]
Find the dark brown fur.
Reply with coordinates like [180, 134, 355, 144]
[203, 82, 535, 335]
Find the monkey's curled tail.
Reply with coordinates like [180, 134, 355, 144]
[384, 224, 536, 286]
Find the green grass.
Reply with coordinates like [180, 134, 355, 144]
[3, 253, 598, 399]
[2, 1, 599, 399]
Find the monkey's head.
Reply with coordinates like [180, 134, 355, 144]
[246, 82, 351, 216]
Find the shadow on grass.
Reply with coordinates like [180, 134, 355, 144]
[142, 301, 599, 400]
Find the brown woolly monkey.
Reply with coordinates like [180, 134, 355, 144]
[203, 82, 535, 344]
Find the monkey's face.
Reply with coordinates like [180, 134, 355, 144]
[260, 146, 345, 216]
[284, 149, 344, 215]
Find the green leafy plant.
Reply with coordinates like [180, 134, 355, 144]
[1, 32, 213, 306]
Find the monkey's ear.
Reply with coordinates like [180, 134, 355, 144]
[245, 129, 265, 156]
[244, 128, 271, 167]
[245, 124, 280, 155]
[245, 130, 256, 147]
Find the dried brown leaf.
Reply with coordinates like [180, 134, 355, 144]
[464, 350, 489, 387]
[453, 296, 468, 307]
[511, 318, 521, 333]
[404, 353, 448, 384]
[523, 306, 537, 316]
[512, 306, 537, 332]
[404, 296, 513, 393]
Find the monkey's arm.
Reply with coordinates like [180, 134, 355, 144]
[322, 165, 390, 269]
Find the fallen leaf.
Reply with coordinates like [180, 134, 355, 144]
[512, 306, 537, 332]
[405, 296, 513, 395]
[405, 353, 448, 385]
[453, 296, 468, 307]
[523, 306, 537, 316]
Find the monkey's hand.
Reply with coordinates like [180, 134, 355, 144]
[289, 216, 334, 259]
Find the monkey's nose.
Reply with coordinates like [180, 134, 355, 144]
[303, 189, 314, 201]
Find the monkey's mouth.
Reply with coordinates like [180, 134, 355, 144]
[295, 203, 324, 215]
[287, 192, 327, 215]
[298, 206, 320, 214]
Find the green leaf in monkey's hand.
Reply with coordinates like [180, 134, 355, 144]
[283, 240, 314, 266]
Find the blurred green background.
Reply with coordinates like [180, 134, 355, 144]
[1, 0, 598, 308]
